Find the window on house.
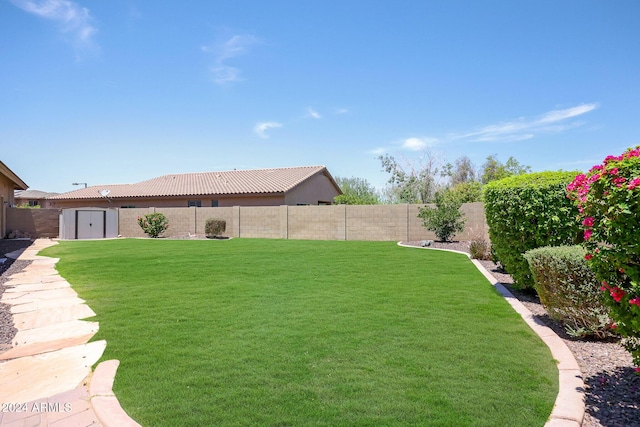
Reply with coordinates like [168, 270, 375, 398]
[211, 200, 219, 207]
[188, 200, 202, 207]
[28, 200, 39, 207]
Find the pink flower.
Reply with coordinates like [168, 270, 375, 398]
[605, 155, 623, 163]
[627, 177, 640, 190]
[585, 253, 593, 261]
[611, 287, 626, 303]
[635, 367, 640, 373]
[583, 217, 595, 227]
[630, 297, 640, 307]
[613, 177, 627, 187]
[584, 229, 593, 241]
[588, 173, 601, 184]
[608, 167, 619, 175]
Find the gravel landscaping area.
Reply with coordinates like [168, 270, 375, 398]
[1, 238, 637, 426]
[405, 240, 639, 427]
[0, 239, 33, 353]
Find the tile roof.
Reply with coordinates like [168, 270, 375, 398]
[15, 190, 60, 199]
[47, 166, 336, 200]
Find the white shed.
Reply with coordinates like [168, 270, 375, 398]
[59, 208, 118, 240]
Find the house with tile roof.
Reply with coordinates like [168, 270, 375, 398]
[14, 190, 60, 208]
[1, 161, 29, 237]
[46, 165, 342, 209]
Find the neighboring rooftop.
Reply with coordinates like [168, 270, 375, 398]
[47, 166, 340, 200]
[14, 190, 60, 199]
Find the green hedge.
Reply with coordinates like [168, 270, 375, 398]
[483, 171, 581, 289]
[524, 245, 612, 338]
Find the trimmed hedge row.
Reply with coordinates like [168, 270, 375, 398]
[483, 171, 581, 289]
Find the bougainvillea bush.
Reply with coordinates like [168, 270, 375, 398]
[137, 213, 169, 238]
[567, 146, 640, 372]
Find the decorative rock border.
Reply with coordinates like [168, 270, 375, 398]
[397, 243, 585, 427]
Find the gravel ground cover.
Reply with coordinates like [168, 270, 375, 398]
[0, 239, 33, 352]
[404, 240, 639, 427]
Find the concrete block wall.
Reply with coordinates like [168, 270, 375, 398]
[287, 205, 347, 240]
[237, 206, 284, 239]
[120, 204, 488, 241]
[346, 204, 408, 241]
[118, 208, 151, 238]
[24, 203, 489, 242]
[5, 208, 60, 238]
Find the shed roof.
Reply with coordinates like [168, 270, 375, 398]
[48, 165, 340, 200]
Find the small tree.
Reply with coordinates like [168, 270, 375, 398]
[378, 150, 445, 203]
[417, 189, 465, 242]
[481, 154, 531, 184]
[137, 213, 169, 238]
[333, 176, 380, 205]
[205, 218, 227, 238]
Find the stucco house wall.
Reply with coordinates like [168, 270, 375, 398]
[285, 171, 340, 205]
[0, 161, 28, 238]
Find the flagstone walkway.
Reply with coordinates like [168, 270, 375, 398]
[0, 239, 140, 427]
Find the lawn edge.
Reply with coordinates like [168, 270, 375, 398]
[396, 242, 585, 427]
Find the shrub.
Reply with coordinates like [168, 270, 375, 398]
[137, 213, 169, 238]
[205, 218, 226, 237]
[469, 238, 491, 260]
[524, 245, 613, 338]
[567, 146, 640, 371]
[450, 181, 483, 203]
[483, 171, 581, 289]
[417, 189, 465, 242]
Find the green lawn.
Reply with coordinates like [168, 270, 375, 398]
[41, 239, 557, 426]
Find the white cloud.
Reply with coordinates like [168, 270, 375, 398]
[11, 0, 98, 53]
[211, 65, 241, 85]
[538, 103, 598, 124]
[307, 108, 322, 119]
[254, 122, 282, 139]
[370, 103, 598, 154]
[459, 103, 598, 142]
[402, 137, 438, 151]
[334, 108, 350, 115]
[202, 33, 260, 85]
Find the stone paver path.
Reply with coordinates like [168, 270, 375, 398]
[0, 239, 140, 427]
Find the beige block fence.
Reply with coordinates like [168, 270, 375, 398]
[6, 203, 488, 241]
[118, 203, 488, 241]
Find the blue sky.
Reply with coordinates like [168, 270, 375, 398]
[2, 0, 638, 194]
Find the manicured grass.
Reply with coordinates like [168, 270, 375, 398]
[41, 239, 557, 426]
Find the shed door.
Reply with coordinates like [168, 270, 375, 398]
[76, 211, 105, 239]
